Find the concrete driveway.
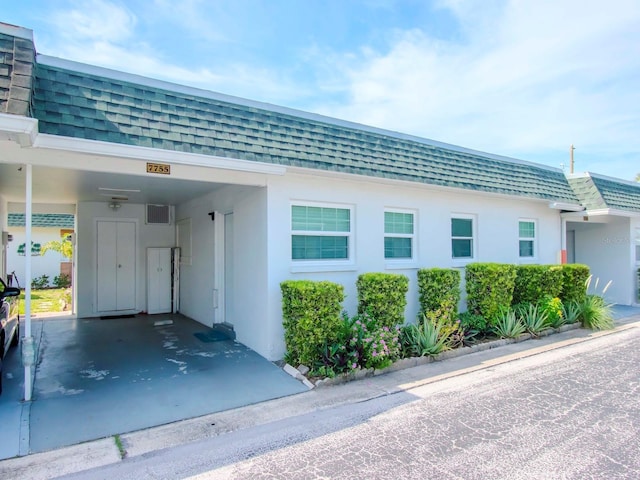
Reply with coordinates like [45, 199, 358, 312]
[0, 314, 307, 459]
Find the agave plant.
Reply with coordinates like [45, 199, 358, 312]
[401, 314, 454, 357]
[492, 308, 526, 339]
[561, 300, 581, 325]
[516, 303, 549, 335]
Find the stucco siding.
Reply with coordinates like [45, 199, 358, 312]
[265, 172, 564, 360]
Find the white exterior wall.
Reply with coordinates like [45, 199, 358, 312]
[173, 185, 269, 357]
[573, 217, 632, 305]
[76, 202, 175, 317]
[263, 172, 563, 360]
[175, 195, 216, 327]
[6, 226, 67, 287]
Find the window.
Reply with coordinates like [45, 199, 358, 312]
[635, 228, 640, 263]
[519, 220, 536, 258]
[384, 210, 415, 260]
[291, 204, 351, 261]
[451, 216, 474, 259]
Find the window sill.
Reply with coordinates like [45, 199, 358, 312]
[384, 261, 419, 270]
[290, 263, 357, 273]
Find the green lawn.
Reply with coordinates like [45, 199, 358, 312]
[19, 288, 72, 314]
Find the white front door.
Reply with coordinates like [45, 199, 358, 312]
[97, 220, 136, 312]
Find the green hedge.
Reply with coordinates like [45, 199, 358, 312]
[559, 264, 590, 303]
[512, 265, 563, 305]
[466, 263, 517, 324]
[281, 280, 345, 366]
[357, 272, 409, 328]
[417, 268, 461, 321]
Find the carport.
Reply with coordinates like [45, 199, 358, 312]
[0, 313, 307, 457]
[2, 24, 288, 408]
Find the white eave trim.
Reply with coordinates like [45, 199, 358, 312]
[0, 113, 38, 146]
[562, 208, 640, 219]
[32, 133, 287, 176]
[548, 201, 584, 212]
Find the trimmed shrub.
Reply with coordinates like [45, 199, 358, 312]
[281, 280, 345, 366]
[357, 272, 409, 328]
[512, 265, 563, 305]
[559, 264, 590, 303]
[417, 268, 461, 321]
[466, 263, 517, 324]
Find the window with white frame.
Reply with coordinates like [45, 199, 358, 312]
[635, 227, 640, 263]
[451, 216, 474, 259]
[384, 210, 415, 260]
[519, 219, 536, 258]
[291, 204, 352, 261]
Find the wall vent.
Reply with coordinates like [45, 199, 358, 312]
[146, 204, 171, 225]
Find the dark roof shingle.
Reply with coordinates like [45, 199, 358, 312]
[31, 62, 579, 203]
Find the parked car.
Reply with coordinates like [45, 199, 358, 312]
[1, 276, 21, 395]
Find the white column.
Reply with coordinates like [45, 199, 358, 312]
[23, 163, 35, 402]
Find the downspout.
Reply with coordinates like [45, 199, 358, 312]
[22, 164, 35, 402]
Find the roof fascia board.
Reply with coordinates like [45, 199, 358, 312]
[287, 166, 560, 205]
[563, 208, 640, 219]
[32, 133, 287, 176]
[36, 55, 565, 175]
[0, 113, 38, 146]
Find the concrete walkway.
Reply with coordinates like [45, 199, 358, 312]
[0, 314, 307, 459]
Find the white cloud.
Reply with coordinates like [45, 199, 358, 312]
[315, 0, 640, 177]
[51, 0, 137, 42]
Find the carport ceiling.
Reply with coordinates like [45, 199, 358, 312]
[0, 163, 224, 205]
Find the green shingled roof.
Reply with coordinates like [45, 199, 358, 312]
[8, 213, 75, 228]
[31, 62, 579, 203]
[0, 30, 35, 116]
[568, 174, 640, 213]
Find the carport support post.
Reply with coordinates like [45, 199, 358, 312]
[22, 163, 35, 402]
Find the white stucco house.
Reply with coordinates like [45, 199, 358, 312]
[1, 23, 639, 362]
[6, 212, 74, 288]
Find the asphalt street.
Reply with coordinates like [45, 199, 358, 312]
[59, 325, 640, 480]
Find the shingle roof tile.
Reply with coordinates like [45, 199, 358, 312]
[568, 175, 640, 213]
[30, 62, 579, 203]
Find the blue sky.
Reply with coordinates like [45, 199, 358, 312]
[4, 0, 640, 180]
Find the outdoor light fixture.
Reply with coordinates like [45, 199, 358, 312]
[109, 202, 121, 211]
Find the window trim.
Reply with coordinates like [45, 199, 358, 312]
[290, 201, 355, 267]
[518, 218, 537, 261]
[451, 214, 476, 263]
[384, 208, 417, 265]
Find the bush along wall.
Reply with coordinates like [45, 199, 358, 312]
[466, 263, 517, 324]
[559, 264, 590, 303]
[417, 268, 461, 321]
[357, 272, 409, 328]
[512, 265, 563, 305]
[280, 280, 345, 366]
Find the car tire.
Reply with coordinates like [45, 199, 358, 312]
[11, 318, 19, 347]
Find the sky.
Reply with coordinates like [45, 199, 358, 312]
[3, 0, 640, 181]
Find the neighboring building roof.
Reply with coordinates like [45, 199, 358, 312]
[568, 174, 640, 213]
[30, 59, 580, 204]
[8, 213, 75, 228]
[0, 26, 35, 116]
